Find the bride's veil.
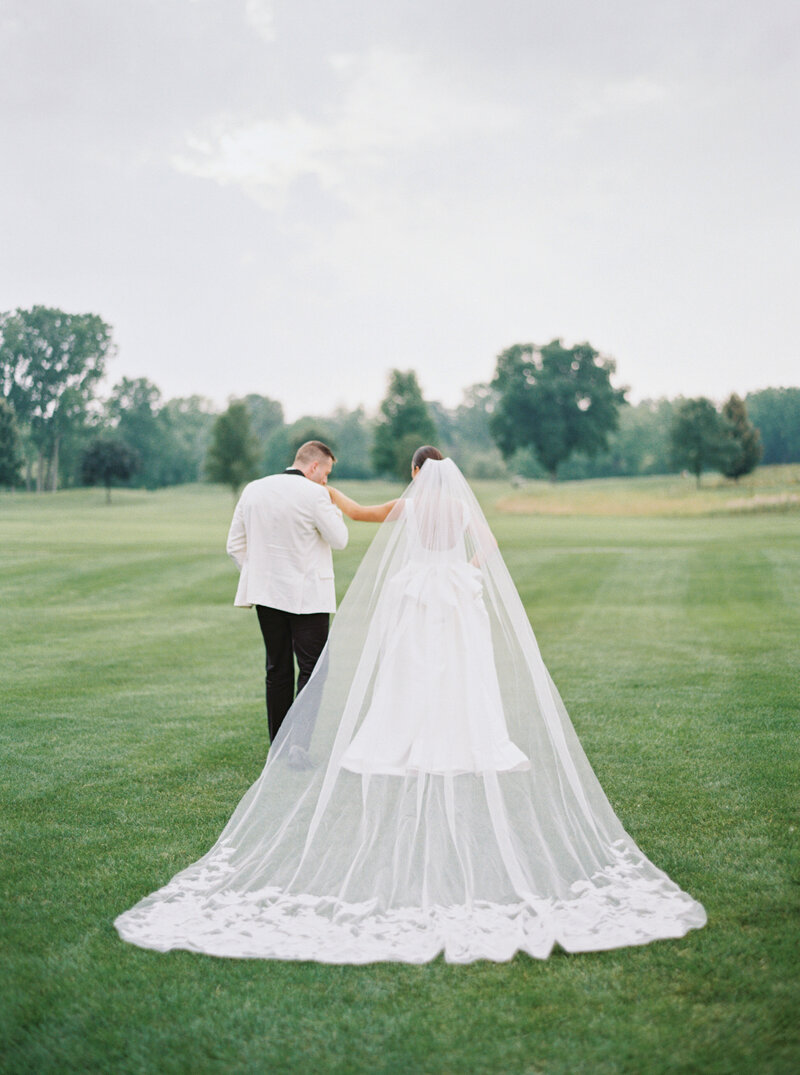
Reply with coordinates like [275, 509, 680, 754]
[115, 458, 705, 962]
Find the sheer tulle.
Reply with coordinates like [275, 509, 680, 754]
[115, 459, 706, 962]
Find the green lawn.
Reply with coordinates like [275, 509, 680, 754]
[1, 476, 798, 1074]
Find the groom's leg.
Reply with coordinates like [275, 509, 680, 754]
[289, 612, 330, 752]
[291, 612, 330, 696]
[255, 605, 294, 743]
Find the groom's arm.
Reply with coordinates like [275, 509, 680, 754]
[226, 496, 247, 569]
[311, 490, 349, 550]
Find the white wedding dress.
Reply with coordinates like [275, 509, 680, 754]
[115, 459, 706, 963]
[341, 500, 529, 776]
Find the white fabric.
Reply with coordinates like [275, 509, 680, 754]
[226, 472, 348, 612]
[340, 501, 529, 776]
[117, 458, 706, 963]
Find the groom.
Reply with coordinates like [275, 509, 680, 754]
[226, 440, 349, 749]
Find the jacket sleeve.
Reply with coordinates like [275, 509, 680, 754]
[226, 495, 247, 569]
[312, 492, 349, 551]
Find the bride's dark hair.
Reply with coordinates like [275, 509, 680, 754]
[412, 445, 444, 470]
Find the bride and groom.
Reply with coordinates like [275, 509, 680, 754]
[115, 441, 705, 963]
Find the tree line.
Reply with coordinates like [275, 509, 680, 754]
[1, 306, 797, 497]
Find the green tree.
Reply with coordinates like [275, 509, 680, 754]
[159, 396, 217, 484]
[285, 418, 337, 459]
[0, 397, 23, 488]
[394, 429, 431, 483]
[428, 400, 458, 454]
[326, 407, 374, 479]
[244, 394, 284, 448]
[720, 394, 762, 480]
[106, 377, 166, 489]
[278, 409, 375, 479]
[745, 387, 800, 465]
[259, 414, 340, 476]
[445, 384, 508, 479]
[669, 397, 733, 486]
[260, 412, 339, 476]
[0, 306, 114, 491]
[80, 435, 140, 503]
[205, 401, 259, 497]
[557, 398, 680, 480]
[263, 425, 293, 475]
[620, 398, 680, 476]
[105, 383, 218, 489]
[489, 340, 627, 480]
[372, 370, 437, 479]
[452, 385, 496, 451]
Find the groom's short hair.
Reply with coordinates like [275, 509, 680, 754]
[294, 440, 337, 466]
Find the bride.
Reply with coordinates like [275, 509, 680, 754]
[115, 447, 706, 963]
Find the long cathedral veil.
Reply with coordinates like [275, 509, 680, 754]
[115, 458, 705, 962]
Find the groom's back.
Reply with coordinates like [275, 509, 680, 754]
[240, 472, 333, 566]
[228, 472, 347, 613]
[244, 472, 320, 540]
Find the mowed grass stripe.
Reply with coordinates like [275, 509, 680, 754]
[0, 549, 234, 607]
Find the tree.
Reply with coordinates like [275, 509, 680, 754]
[285, 417, 337, 459]
[80, 435, 140, 503]
[452, 385, 496, 451]
[259, 411, 373, 477]
[0, 306, 114, 491]
[745, 387, 800, 465]
[159, 396, 217, 485]
[557, 397, 681, 480]
[0, 397, 23, 488]
[420, 388, 508, 480]
[720, 394, 762, 480]
[257, 414, 340, 476]
[104, 384, 218, 488]
[669, 397, 733, 486]
[205, 401, 259, 496]
[263, 425, 293, 475]
[619, 398, 680, 476]
[446, 384, 507, 479]
[244, 394, 284, 447]
[106, 377, 166, 488]
[326, 407, 374, 479]
[372, 370, 437, 479]
[489, 340, 627, 480]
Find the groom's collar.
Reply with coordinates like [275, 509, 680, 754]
[284, 468, 305, 476]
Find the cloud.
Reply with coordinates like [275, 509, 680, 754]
[572, 76, 670, 123]
[171, 49, 518, 210]
[244, 0, 275, 44]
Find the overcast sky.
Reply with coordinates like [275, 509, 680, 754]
[1, 0, 798, 419]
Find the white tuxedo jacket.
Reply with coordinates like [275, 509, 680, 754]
[226, 472, 349, 613]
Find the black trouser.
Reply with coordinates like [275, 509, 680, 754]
[255, 606, 329, 743]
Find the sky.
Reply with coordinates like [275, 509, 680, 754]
[1, 0, 798, 420]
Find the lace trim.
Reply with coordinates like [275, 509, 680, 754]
[115, 852, 706, 964]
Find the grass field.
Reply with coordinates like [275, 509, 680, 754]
[496, 464, 800, 516]
[1, 473, 798, 1074]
